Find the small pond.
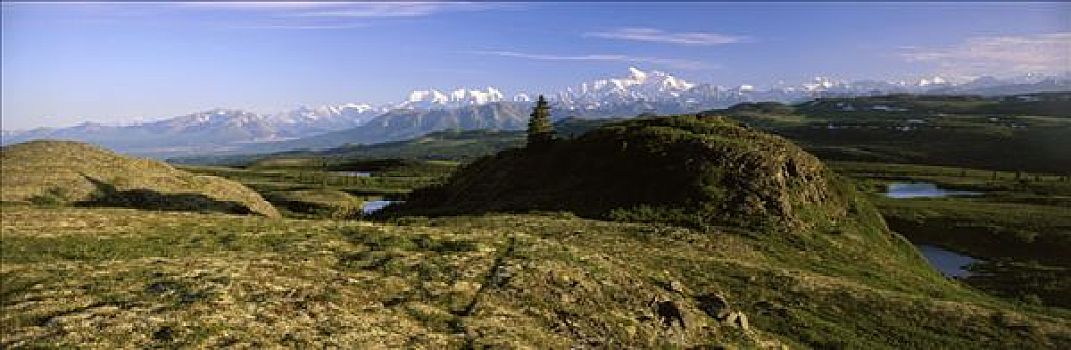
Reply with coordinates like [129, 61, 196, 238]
[362, 200, 401, 215]
[915, 244, 979, 278]
[884, 182, 981, 199]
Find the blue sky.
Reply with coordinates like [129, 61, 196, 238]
[2, 2, 1068, 130]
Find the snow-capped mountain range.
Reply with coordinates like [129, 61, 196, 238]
[3, 68, 1068, 156]
[399, 87, 520, 109]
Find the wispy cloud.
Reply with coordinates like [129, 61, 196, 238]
[294, 3, 462, 18]
[585, 27, 746, 46]
[472, 50, 713, 70]
[901, 33, 1071, 76]
[212, 2, 516, 29]
[25, 2, 510, 30]
[231, 23, 372, 30]
[177, 2, 516, 18]
[172, 2, 340, 10]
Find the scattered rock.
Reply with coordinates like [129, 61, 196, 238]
[668, 280, 686, 294]
[725, 311, 749, 331]
[492, 269, 512, 287]
[650, 297, 687, 329]
[146, 281, 173, 295]
[152, 326, 174, 342]
[697, 293, 731, 320]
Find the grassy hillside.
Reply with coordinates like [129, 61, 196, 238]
[1, 140, 279, 217]
[3, 206, 1069, 348]
[795, 93, 1071, 117]
[720, 93, 1071, 173]
[831, 161, 1071, 264]
[831, 161, 1071, 308]
[178, 158, 458, 219]
[395, 115, 848, 231]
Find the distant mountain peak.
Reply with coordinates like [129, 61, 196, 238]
[559, 67, 698, 107]
[918, 76, 949, 86]
[513, 93, 532, 102]
[628, 66, 648, 81]
[406, 89, 450, 106]
[399, 86, 506, 109]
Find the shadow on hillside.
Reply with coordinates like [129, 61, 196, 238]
[77, 176, 254, 215]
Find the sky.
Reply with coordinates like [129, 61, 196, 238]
[2, 2, 1069, 130]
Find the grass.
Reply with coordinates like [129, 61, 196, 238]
[5, 95, 1070, 347]
[178, 158, 457, 219]
[830, 161, 1071, 309]
[3, 205, 1069, 348]
[262, 189, 364, 219]
[1, 140, 279, 217]
[395, 115, 851, 231]
[831, 161, 1071, 264]
[721, 95, 1071, 173]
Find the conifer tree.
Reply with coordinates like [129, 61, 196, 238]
[527, 95, 554, 148]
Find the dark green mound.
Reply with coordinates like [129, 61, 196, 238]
[392, 115, 850, 230]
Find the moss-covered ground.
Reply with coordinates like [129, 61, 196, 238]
[3, 205, 1069, 348]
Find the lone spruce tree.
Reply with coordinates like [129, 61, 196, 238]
[527, 95, 554, 149]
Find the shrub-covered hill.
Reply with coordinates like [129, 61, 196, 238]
[393, 115, 849, 231]
[0, 140, 279, 217]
